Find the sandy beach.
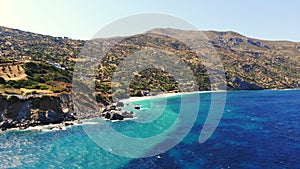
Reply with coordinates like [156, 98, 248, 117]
[121, 90, 226, 103]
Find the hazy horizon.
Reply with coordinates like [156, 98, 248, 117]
[0, 0, 299, 41]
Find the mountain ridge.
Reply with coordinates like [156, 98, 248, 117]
[0, 25, 299, 99]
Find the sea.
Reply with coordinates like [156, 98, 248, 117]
[0, 90, 299, 169]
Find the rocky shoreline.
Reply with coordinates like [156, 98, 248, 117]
[101, 102, 135, 120]
[0, 94, 136, 131]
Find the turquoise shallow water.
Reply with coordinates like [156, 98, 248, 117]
[0, 90, 299, 168]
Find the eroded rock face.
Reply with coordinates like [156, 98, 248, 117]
[232, 77, 263, 90]
[0, 95, 135, 130]
[0, 97, 6, 121]
[41, 110, 64, 124]
[0, 94, 76, 130]
[30, 96, 64, 114]
[16, 101, 31, 121]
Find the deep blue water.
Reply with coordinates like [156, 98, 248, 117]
[0, 90, 299, 168]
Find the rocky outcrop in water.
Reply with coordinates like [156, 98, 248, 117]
[101, 102, 134, 120]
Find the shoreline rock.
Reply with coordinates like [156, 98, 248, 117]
[101, 101, 134, 121]
[0, 95, 134, 131]
[134, 104, 141, 110]
[0, 94, 78, 131]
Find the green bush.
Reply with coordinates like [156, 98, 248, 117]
[24, 62, 72, 83]
[4, 90, 18, 94]
[25, 85, 41, 89]
[53, 89, 62, 93]
[40, 85, 48, 90]
[6, 79, 38, 89]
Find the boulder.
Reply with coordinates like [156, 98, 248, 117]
[10, 120, 17, 128]
[111, 113, 124, 120]
[104, 112, 111, 119]
[122, 111, 134, 118]
[64, 112, 76, 121]
[0, 121, 10, 129]
[134, 105, 141, 110]
[102, 108, 109, 113]
[116, 102, 124, 107]
[64, 122, 73, 126]
[107, 105, 116, 111]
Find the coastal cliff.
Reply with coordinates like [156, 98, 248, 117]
[0, 94, 76, 130]
[0, 93, 135, 131]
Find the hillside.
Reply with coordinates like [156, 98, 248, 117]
[203, 30, 300, 89]
[149, 28, 299, 89]
[0, 26, 84, 63]
[0, 26, 299, 103]
[0, 26, 83, 95]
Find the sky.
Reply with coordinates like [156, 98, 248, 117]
[0, 0, 299, 41]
